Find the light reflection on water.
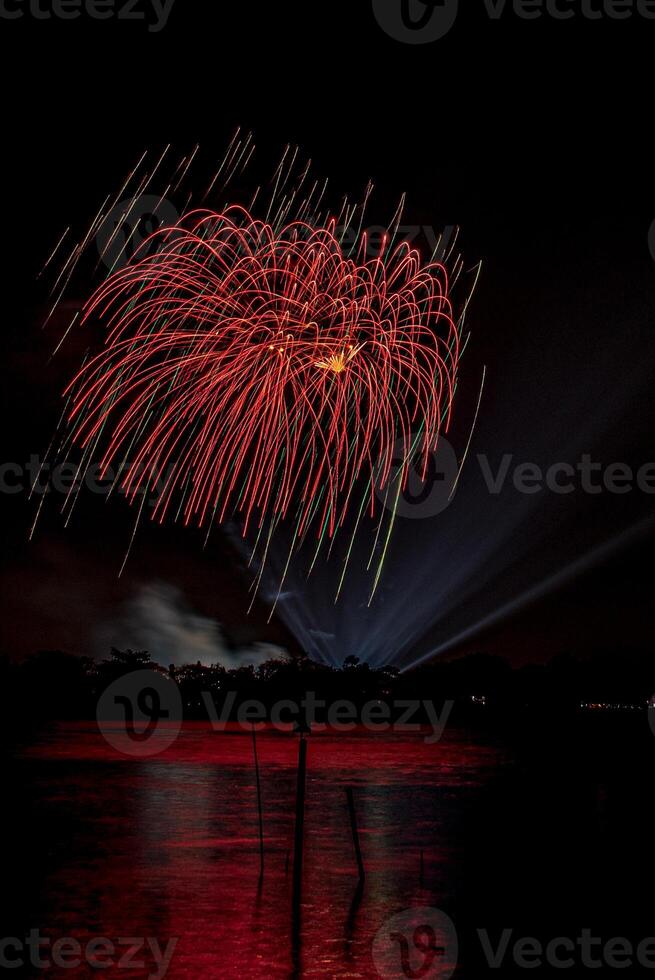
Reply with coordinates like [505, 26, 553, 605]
[16, 724, 508, 978]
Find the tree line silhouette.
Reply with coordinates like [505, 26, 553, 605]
[2, 647, 654, 725]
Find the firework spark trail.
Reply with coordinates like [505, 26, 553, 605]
[37, 227, 70, 280]
[35, 141, 472, 600]
[63, 205, 461, 594]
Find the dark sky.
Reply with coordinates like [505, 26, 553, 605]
[1, 1, 654, 665]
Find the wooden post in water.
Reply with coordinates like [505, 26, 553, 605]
[251, 723, 264, 877]
[292, 732, 308, 910]
[291, 718, 311, 971]
[346, 786, 365, 882]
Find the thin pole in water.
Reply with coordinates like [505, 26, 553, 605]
[291, 730, 308, 969]
[292, 732, 308, 904]
[346, 786, 365, 882]
[251, 723, 264, 877]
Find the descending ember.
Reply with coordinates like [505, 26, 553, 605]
[64, 203, 461, 596]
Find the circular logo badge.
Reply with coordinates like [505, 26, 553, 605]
[96, 194, 179, 271]
[372, 0, 459, 44]
[96, 669, 183, 757]
[376, 435, 459, 518]
[372, 906, 458, 979]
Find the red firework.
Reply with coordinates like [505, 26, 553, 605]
[66, 205, 460, 554]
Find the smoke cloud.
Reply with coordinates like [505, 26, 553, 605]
[95, 581, 290, 668]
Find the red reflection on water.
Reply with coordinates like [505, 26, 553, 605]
[20, 724, 506, 978]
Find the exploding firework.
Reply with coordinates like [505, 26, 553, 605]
[39, 138, 473, 604]
[64, 205, 460, 593]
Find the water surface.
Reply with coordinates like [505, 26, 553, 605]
[11, 722, 508, 978]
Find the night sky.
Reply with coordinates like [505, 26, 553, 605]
[2, 2, 654, 666]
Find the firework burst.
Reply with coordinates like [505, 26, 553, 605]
[38, 138, 473, 604]
[65, 205, 459, 586]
